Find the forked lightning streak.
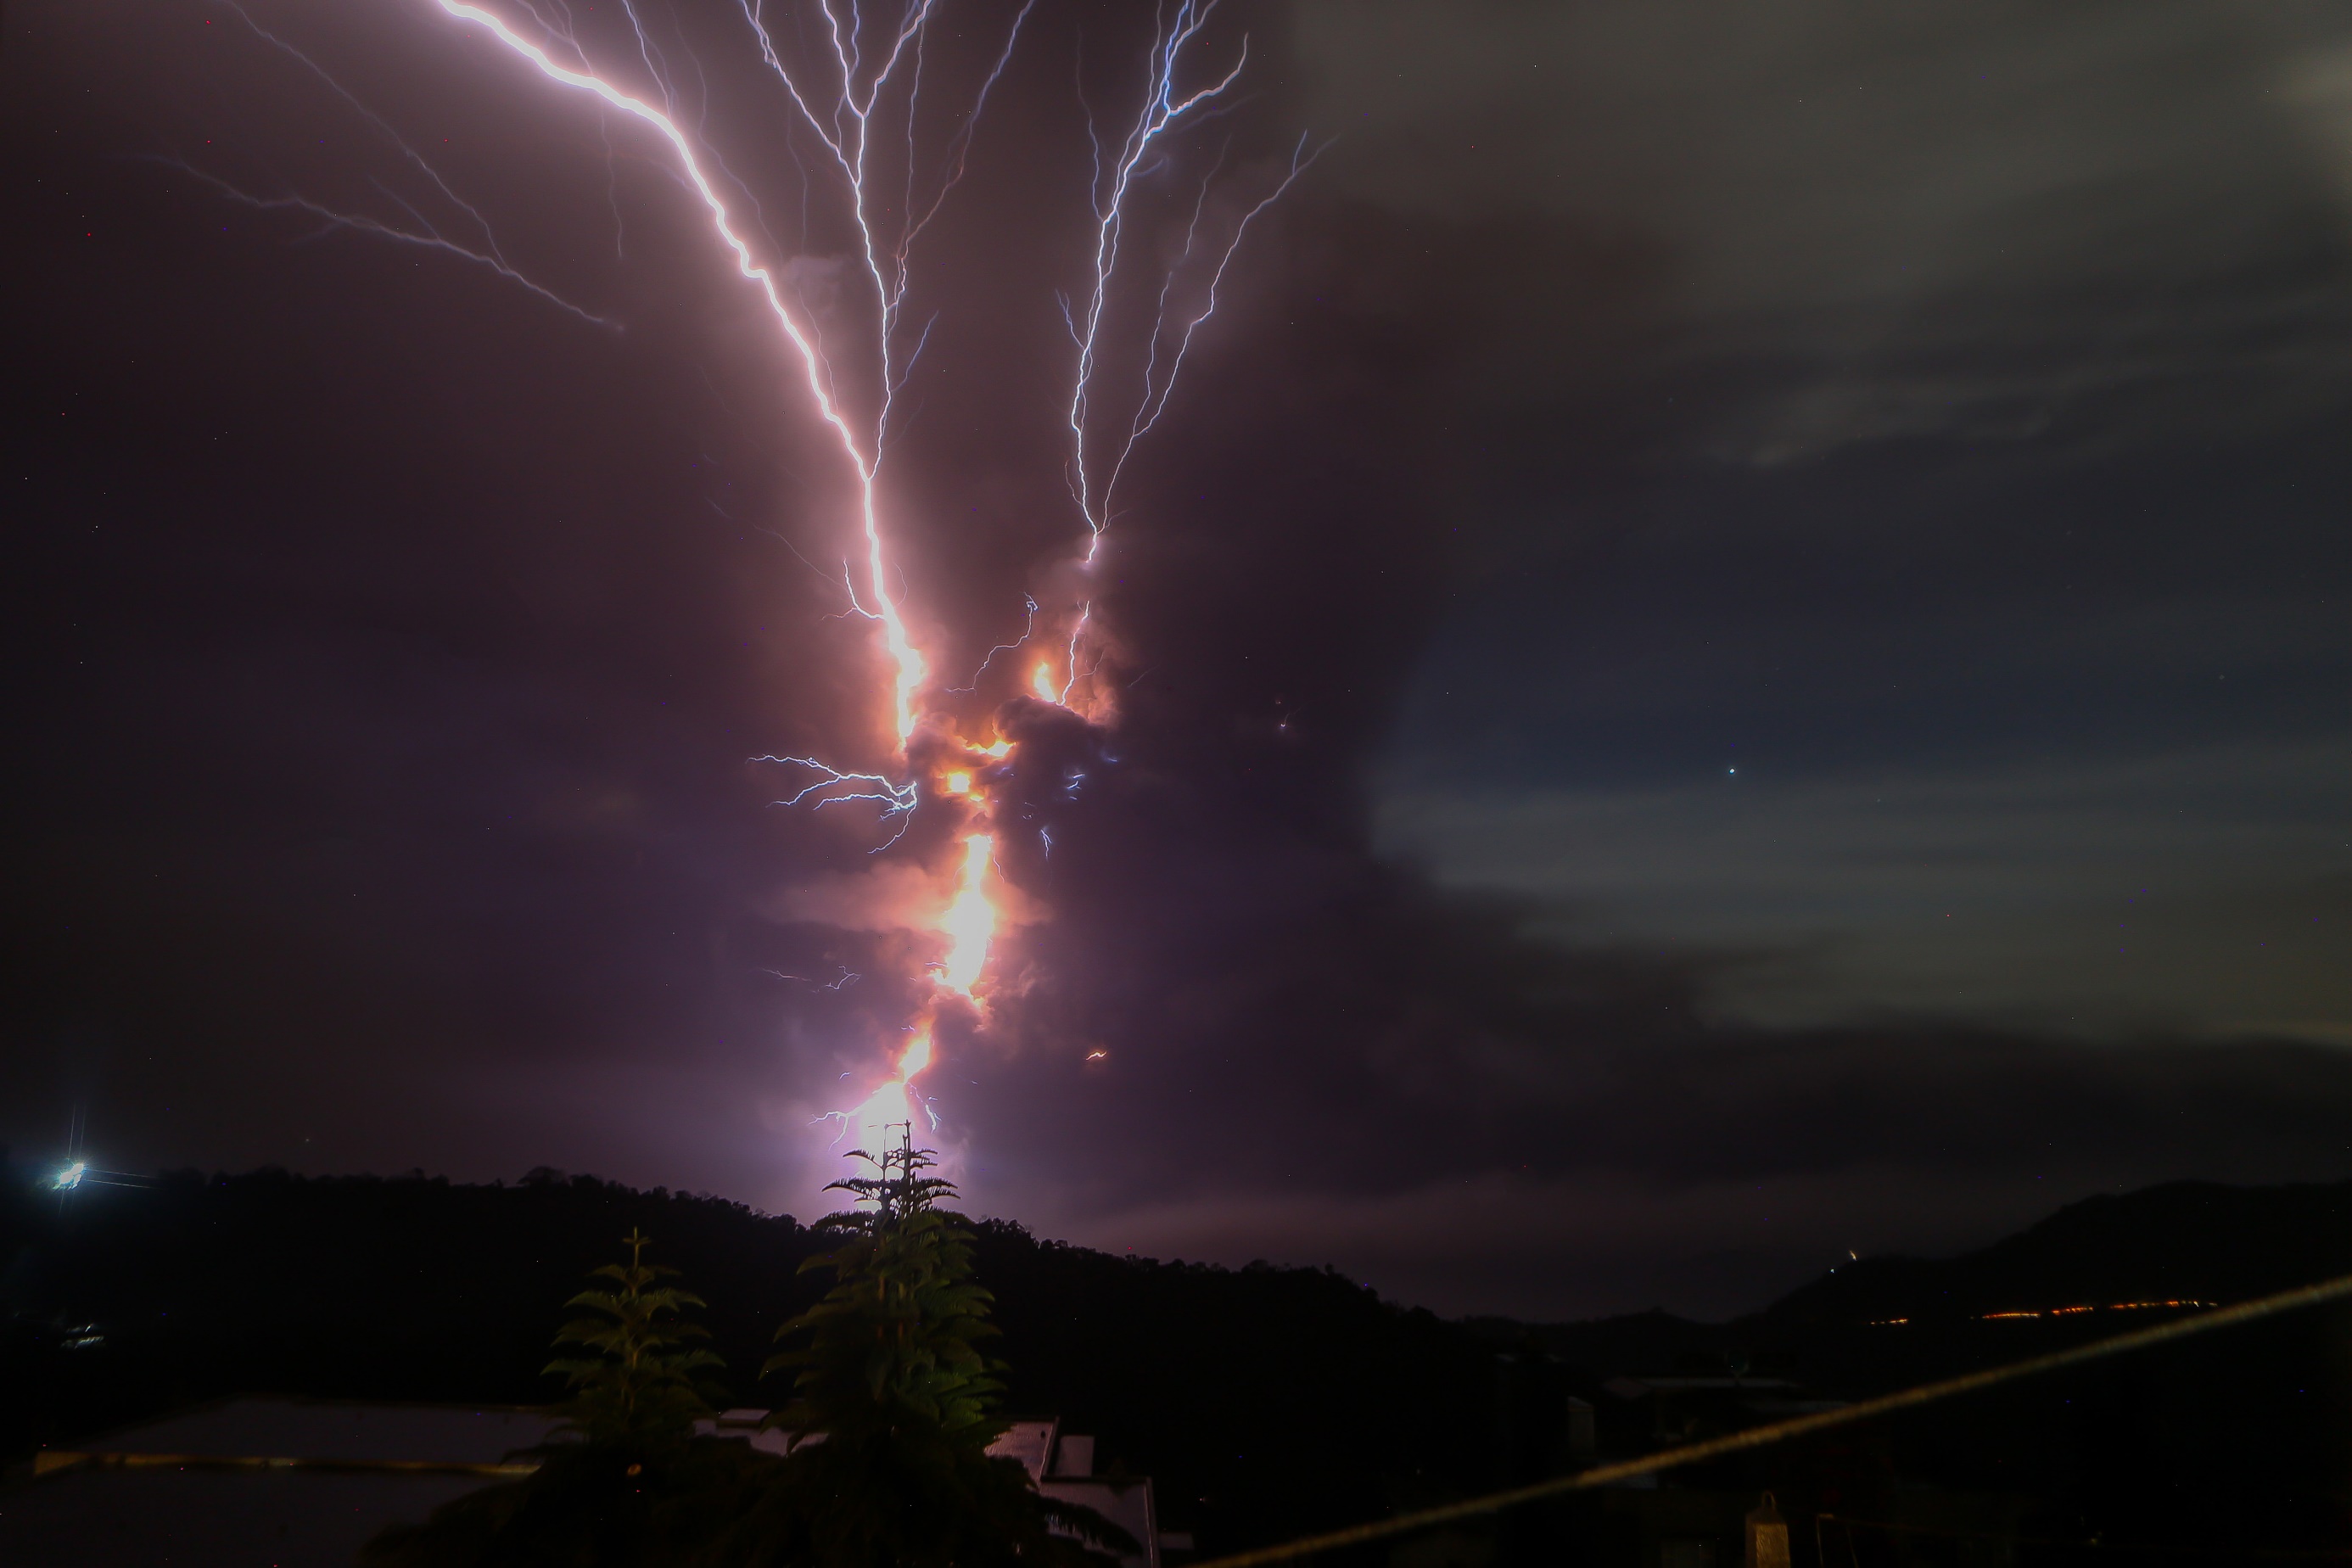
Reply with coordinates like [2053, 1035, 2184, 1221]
[227, 0, 1308, 1175]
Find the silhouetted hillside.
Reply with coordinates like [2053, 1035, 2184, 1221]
[1764, 1179, 2352, 1328]
[1519, 1178, 2352, 1392]
[9, 1168, 2352, 1559]
[1517, 1179, 2352, 1560]
[0, 1166, 1492, 1553]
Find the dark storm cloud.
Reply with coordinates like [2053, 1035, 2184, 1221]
[1328, 0, 2352, 1050]
[958, 0, 2352, 1308]
[5, 0, 2349, 1319]
[1, 0, 887, 1174]
[1296, 0, 2352, 438]
[960, 725, 2352, 1313]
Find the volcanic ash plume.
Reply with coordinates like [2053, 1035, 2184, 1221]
[215, 0, 1312, 1181]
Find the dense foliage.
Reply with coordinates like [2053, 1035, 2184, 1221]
[704, 1140, 1131, 1568]
[0, 1162, 1498, 1552]
[355, 1148, 1129, 1567]
[14, 1165, 2351, 1558]
[362, 1229, 761, 1567]
[764, 1145, 1002, 1444]
[545, 1227, 725, 1445]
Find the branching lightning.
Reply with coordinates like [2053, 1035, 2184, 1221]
[431, 0, 934, 754]
[184, 3, 612, 323]
[753, 754, 921, 847]
[171, 164, 614, 325]
[946, 596, 1039, 693]
[221, 0, 1307, 1184]
[1064, 4, 1323, 556]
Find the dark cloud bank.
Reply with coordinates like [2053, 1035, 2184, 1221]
[3, 0, 2349, 1317]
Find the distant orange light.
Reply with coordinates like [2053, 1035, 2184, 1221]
[983, 740, 1013, 759]
[1976, 1299, 2212, 1322]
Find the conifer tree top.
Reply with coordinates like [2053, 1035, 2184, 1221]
[764, 1132, 1003, 1446]
[545, 1227, 725, 1447]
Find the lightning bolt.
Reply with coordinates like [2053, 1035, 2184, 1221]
[431, 0, 931, 751]
[753, 755, 920, 848]
[1064, 3, 1324, 560]
[170, 165, 614, 326]
[178, 3, 610, 324]
[222, 0, 1308, 1184]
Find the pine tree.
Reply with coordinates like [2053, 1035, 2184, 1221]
[363, 1229, 763, 1568]
[761, 1139, 1001, 1443]
[547, 1226, 726, 1444]
[708, 1129, 1135, 1568]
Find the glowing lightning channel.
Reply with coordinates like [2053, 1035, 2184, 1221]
[427, 0, 1043, 1158]
[822, 1022, 941, 1152]
[432, 0, 927, 748]
[169, 165, 612, 326]
[752, 754, 919, 846]
[166, 0, 609, 331]
[738, 0, 1034, 445]
[937, 832, 997, 996]
[376, 0, 1313, 1181]
[947, 595, 1039, 693]
[1065, 2, 1323, 563]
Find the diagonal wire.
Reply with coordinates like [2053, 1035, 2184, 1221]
[1188, 1271, 2352, 1568]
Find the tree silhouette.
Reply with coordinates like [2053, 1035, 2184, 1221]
[363, 1230, 760, 1568]
[762, 1135, 1001, 1444]
[547, 1226, 725, 1444]
[708, 1128, 1135, 1568]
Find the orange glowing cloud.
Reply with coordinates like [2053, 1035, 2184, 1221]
[938, 833, 997, 997]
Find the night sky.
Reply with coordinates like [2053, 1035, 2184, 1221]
[6, 0, 2349, 1319]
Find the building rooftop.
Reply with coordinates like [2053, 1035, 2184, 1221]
[6, 1397, 1167, 1568]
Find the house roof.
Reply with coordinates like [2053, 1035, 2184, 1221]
[8, 1398, 1163, 1568]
